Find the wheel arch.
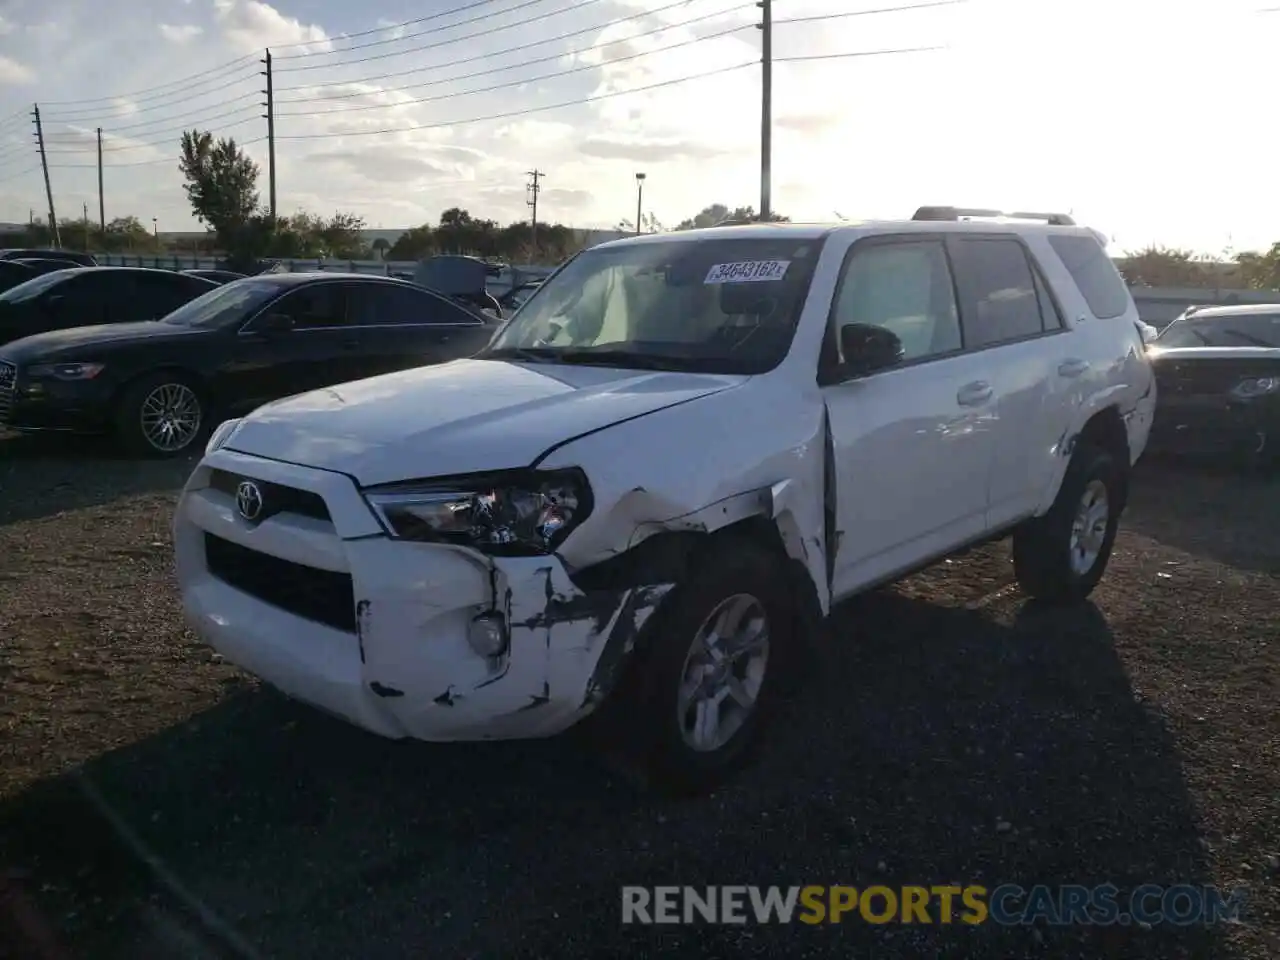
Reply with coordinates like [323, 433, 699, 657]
[1038, 403, 1132, 515]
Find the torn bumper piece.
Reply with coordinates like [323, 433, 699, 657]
[175, 500, 671, 741]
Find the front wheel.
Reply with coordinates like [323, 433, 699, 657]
[1012, 442, 1124, 604]
[606, 540, 794, 796]
[114, 373, 207, 458]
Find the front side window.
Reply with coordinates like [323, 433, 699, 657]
[273, 284, 348, 330]
[482, 236, 825, 374]
[830, 240, 962, 363]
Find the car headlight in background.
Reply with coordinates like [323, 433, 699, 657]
[205, 417, 243, 453]
[363, 468, 592, 555]
[1231, 376, 1280, 400]
[27, 362, 104, 381]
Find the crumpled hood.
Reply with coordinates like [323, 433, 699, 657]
[226, 358, 747, 486]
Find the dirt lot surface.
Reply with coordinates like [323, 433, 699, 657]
[0, 432, 1276, 959]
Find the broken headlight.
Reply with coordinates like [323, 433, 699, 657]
[363, 468, 592, 555]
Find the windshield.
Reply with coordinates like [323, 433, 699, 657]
[481, 236, 825, 374]
[0, 270, 74, 304]
[162, 278, 284, 329]
[1156, 313, 1280, 349]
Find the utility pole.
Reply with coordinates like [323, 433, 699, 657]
[96, 127, 105, 231]
[756, 0, 772, 220]
[525, 169, 543, 254]
[82, 201, 89, 249]
[634, 172, 646, 236]
[31, 104, 59, 248]
[261, 49, 277, 221]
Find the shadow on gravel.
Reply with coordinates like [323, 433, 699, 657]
[0, 592, 1234, 960]
[0, 434, 196, 528]
[1127, 460, 1280, 574]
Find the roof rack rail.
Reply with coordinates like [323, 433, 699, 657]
[714, 217, 755, 227]
[911, 206, 1076, 226]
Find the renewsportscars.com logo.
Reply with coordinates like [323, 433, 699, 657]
[621, 885, 1246, 926]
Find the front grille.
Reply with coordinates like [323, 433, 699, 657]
[208, 468, 331, 522]
[204, 532, 356, 633]
[0, 361, 14, 424]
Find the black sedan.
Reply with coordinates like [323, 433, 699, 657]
[11, 257, 88, 275]
[1146, 304, 1280, 462]
[0, 248, 97, 266]
[0, 260, 35, 294]
[0, 267, 217, 345]
[183, 268, 246, 285]
[0, 272, 499, 457]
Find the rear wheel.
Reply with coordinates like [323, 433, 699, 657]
[114, 373, 206, 458]
[1013, 442, 1124, 604]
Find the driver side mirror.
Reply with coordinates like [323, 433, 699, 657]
[259, 312, 294, 334]
[840, 323, 905, 376]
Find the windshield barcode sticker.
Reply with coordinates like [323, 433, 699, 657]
[704, 260, 790, 284]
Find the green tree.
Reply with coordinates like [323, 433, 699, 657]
[1233, 244, 1280, 291]
[674, 204, 789, 230]
[1117, 246, 1218, 288]
[178, 130, 260, 247]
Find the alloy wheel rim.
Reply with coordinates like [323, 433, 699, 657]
[140, 383, 201, 452]
[1069, 479, 1110, 576]
[676, 593, 771, 753]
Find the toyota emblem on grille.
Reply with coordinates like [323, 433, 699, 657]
[236, 480, 264, 522]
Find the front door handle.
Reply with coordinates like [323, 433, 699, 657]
[1058, 358, 1090, 378]
[956, 381, 992, 407]
[340, 338, 360, 350]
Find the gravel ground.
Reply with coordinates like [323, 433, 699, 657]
[0, 433, 1276, 960]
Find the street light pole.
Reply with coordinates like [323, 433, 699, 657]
[634, 172, 646, 236]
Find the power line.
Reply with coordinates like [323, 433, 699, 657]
[38, 55, 261, 109]
[46, 136, 268, 170]
[279, 3, 753, 107]
[276, 0, 737, 96]
[277, 0, 612, 73]
[270, 0, 516, 52]
[0, 164, 40, 186]
[276, 45, 941, 141]
[276, 0, 565, 62]
[276, 22, 753, 117]
[775, 0, 965, 25]
[46, 101, 262, 144]
[43, 115, 263, 157]
[41, 70, 263, 124]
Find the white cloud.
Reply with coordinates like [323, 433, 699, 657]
[158, 23, 203, 44]
[0, 55, 34, 85]
[0, 0, 1275, 251]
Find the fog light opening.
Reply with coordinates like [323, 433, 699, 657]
[468, 612, 509, 658]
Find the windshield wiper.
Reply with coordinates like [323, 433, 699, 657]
[536, 348, 705, 371]
[480, 346, 561, 363]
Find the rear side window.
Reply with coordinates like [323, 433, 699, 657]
[350, 283, 480, 326]
[1048, 234, 1129, 320]
[948, 238, 1044, 348]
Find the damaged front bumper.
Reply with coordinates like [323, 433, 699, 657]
[173, 449, 672, 742]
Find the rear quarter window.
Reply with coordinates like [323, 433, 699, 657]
[1047, 234, 1130, 320]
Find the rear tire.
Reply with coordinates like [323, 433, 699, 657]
[113, 372, 207, 458]
[603, 539, 795, 796]
[1012, 442, 1124, 604]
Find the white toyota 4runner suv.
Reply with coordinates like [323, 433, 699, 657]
[174, 207, 1156, 793]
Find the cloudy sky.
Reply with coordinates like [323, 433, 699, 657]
[0, 0, 1275, 253]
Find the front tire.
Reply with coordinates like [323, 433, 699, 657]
[1012, 442, 1124, 604]
[113, 373, 206, 458]
[609, 539, 794, 796]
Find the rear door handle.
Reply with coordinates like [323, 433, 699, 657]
[1058, 358, 1090, 378]
[956, 381, 992, 407]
